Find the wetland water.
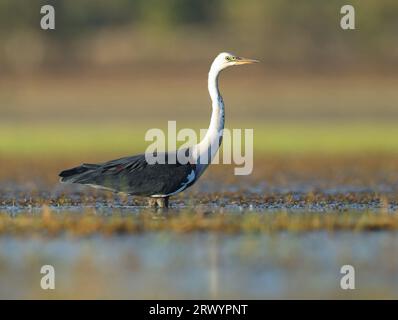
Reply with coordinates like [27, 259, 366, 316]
[1, 230, 398, 299]
[1, 156, 398, 299]
[1, 189, 398, 299]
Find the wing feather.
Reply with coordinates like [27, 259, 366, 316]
[59, 151, 196, 196]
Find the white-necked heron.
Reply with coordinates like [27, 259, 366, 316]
[59, 52, 258, 208]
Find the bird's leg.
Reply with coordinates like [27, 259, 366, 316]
[156, 197, 169, 208]
[148, 198, 157, 207]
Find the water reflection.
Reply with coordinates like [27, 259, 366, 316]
[0, 232, 397, 299]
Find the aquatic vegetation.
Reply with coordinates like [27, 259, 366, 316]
[1, 204, 398, 237]
[1, 154, 398, 237]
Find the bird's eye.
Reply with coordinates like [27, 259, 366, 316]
[226, 56, 235, 62]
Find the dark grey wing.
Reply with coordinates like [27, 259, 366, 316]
[59, 152, 196, 197]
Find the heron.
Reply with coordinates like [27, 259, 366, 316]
[59, 52, 258, 208]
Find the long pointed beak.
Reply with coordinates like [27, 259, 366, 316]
[235, 57, 259, 65]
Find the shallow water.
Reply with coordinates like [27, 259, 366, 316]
[1, 180, 398, 214]
[1, 157, 398, 299]
[1, 230, 398, 299]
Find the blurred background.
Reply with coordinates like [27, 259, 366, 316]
[1, 0, 398, 165]
[0, 0, 397, 171]
[1, 0, 398, 72]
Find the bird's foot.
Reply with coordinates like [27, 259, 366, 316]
[156, 197, 169, 208]
[148, 198, 157, 207]
[148, 197, 169, 209]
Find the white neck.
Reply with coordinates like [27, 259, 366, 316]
[192, 63, 225, 177]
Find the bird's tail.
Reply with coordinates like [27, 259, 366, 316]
[59, 163, 100, 183]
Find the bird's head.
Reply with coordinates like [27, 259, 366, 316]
[212, 52, 259, 72]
